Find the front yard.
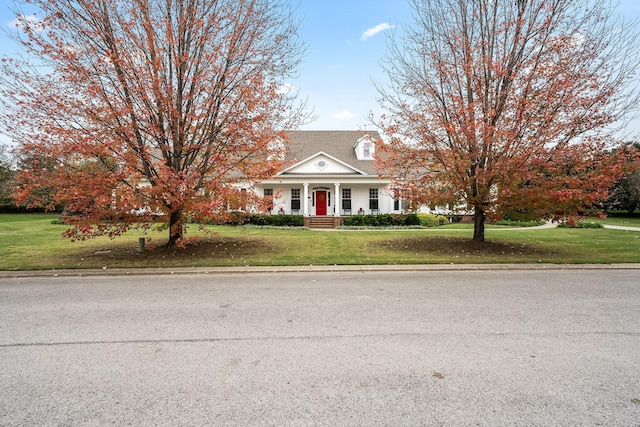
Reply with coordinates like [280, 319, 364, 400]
[0, 214, 638, 270]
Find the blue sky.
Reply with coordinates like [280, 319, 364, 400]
[293, 0, 412, 130]
[294, 0, 640, 133]
[1, 0, 639, 138]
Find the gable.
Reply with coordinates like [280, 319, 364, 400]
[283, 130, 382, 175]
[353, 135, 376, 160]
[279, 152, 366, 175]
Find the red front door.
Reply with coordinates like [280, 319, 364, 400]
[316, 191, 327, 215]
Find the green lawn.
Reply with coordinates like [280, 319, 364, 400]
[1, 213, 639, 270]
[591, 214, 640, 227]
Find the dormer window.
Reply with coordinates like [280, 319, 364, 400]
[354, 135, 375, 160]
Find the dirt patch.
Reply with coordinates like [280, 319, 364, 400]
[382, 235, 555, 257]
[67, 236, 275, 268]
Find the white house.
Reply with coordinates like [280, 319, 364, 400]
[256, 130, 410, 227]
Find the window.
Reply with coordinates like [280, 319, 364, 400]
[355, 136, 376, 160]
[291, 188, 300, 211]
[394, 198, 408, 211]
[342, 188, 351, 210]
[369, 188, 379, 210]
[363, 142, 371, 158]
[264, 188, 273, 211]
[393, 188, 411, 212]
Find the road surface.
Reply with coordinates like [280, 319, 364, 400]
[1, 269, 639, 426]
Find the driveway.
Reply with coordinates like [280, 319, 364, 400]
[1, 269, 639, 426]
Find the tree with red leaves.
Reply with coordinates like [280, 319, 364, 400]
[376, 0, 640, 241]
[1, 0, 308, 247]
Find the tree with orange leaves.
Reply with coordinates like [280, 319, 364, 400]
[376, 0, 640, 242]
[1, 0, 308, 247]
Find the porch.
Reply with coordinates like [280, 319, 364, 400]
[265, 183, 389, 218]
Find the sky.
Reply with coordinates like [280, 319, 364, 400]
[1, 0, 639, 141]
[294, 0, 640, 134]
[292, 0, 413, 130]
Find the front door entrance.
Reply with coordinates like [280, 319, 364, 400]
[316, 191, 327, 215]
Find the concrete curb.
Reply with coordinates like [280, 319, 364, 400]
[2, 263, 640, 278]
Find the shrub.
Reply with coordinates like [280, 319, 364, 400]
[263, 214, 304, 227]
[245, 214, 303, 226]
[343, 214, 408, 227]
[343, 214, 377, 226]
[247, 214, 271, 226]
[558, 221, 603, 229]
[342, 215, 365, 226]
[493, 219, 545, 227]
[341, 213, 449, 227]
[189, 213, 304, 226]
[0, 205, 55, 213]
[224, 211, 251, 225]
[406, 213, 421, 226]
[417, 213, 448, 227]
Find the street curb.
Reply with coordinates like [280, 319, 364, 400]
[1, 263, 640, 278]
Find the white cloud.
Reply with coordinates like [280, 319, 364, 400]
[332, 109, 354, 120]
[361, 22, 393, 41]
[8, 14, 44, 32]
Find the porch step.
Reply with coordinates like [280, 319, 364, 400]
[306, 216, 339, 229]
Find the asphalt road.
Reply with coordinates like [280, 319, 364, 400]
[1, 269, 639, 426]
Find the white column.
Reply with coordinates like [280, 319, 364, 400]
[303, 183, 309, 217]
[334, 182, 341, 217]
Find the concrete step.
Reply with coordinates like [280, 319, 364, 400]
[306, 216, 339, 229]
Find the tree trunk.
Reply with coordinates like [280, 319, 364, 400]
[473, 205, 485, 242]
[167, 209, 184, 248]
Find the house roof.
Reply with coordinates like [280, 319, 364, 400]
[284, 130, 381, 175]
[278, 151, 369, 175]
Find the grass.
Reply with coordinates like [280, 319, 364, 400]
[1, 213, 639, 271]
[590, 214, 640, 227]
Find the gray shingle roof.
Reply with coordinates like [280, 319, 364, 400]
[284, 130, 382, 175]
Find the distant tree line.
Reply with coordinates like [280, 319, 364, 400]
[604, 143, 640, 214]
[0, 146, 17, 212]
[0, 146, 60, 213]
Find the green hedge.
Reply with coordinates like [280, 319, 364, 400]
[251, 214, 304, 227]
[342, 213, 447, 227]
[216, 213, 304, 227]
[558, 221, 603, 229]
[342, 214, 408, 227]
[215, 213, 451, 228]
